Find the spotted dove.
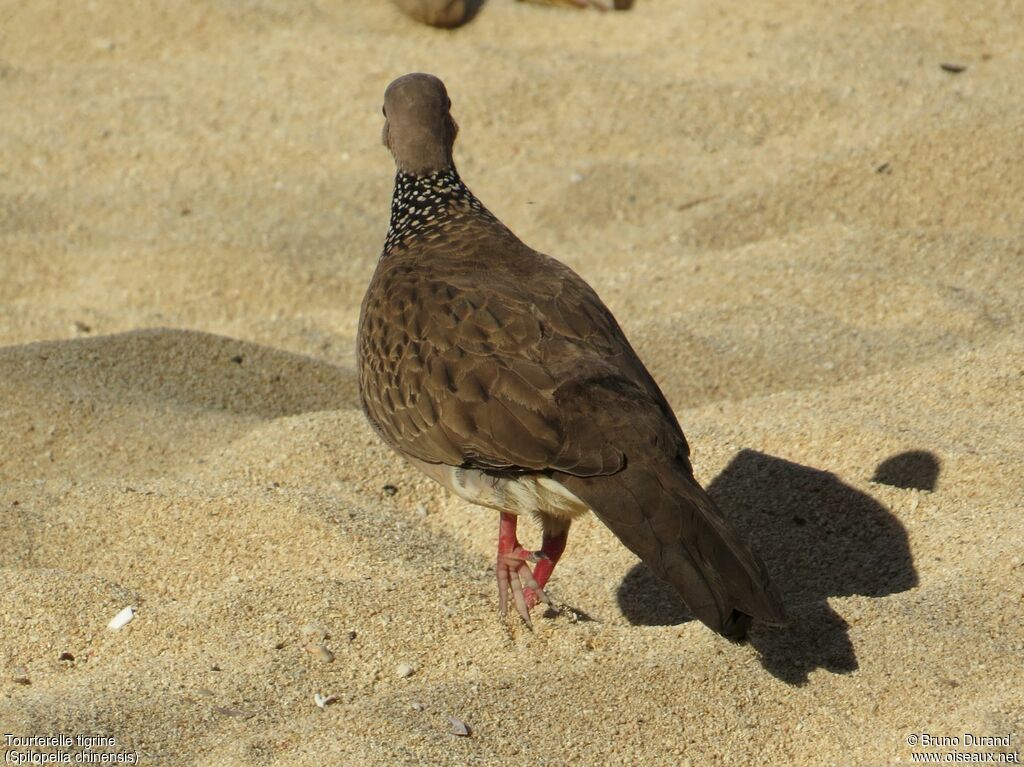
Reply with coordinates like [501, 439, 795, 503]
[389, 0, 629, 27]
[357, 73, 785, 640]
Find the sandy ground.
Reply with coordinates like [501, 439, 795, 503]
[2, 1, 1023, 764]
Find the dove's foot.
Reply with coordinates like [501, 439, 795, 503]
[496, 513, 551, 627]
[524, 528, 568, 608]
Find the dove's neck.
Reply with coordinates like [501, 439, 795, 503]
[383, 168, 490, 255]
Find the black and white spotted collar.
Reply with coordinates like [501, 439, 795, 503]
[382, 168, 488, 255]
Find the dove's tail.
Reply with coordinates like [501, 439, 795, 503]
[558, 456, 786, 641]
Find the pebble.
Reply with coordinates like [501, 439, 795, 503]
[214, 706, 252, 719]
[306, 643, 335, 663]
[447, 716, 471, 737]
[396, 663, 415, 678]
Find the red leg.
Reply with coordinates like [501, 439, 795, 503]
[496, 513, 547, 627]
[524, 528, 568, 608]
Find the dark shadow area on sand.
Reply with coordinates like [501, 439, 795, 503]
[617, 449, 921, 685]
[872, 450, 941, 491]
[0, 327, 359, 417]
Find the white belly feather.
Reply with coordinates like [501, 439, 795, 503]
[404, 457, 590, 519]
[449, 468, 590, 519]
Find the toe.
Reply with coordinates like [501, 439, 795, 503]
[496, 554, 539, 627]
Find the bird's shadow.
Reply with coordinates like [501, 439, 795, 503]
[616, 449, 924, 685]
[872, 450, 940, 491]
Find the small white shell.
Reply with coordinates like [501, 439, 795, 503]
[107, 606, 136, 630]
[314, 693, 336, 709]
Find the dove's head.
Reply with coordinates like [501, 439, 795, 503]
[382, 73, 459, 176]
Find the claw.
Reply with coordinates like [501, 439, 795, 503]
[495, 513, 565, 624]
[498, 551, 537, 627]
